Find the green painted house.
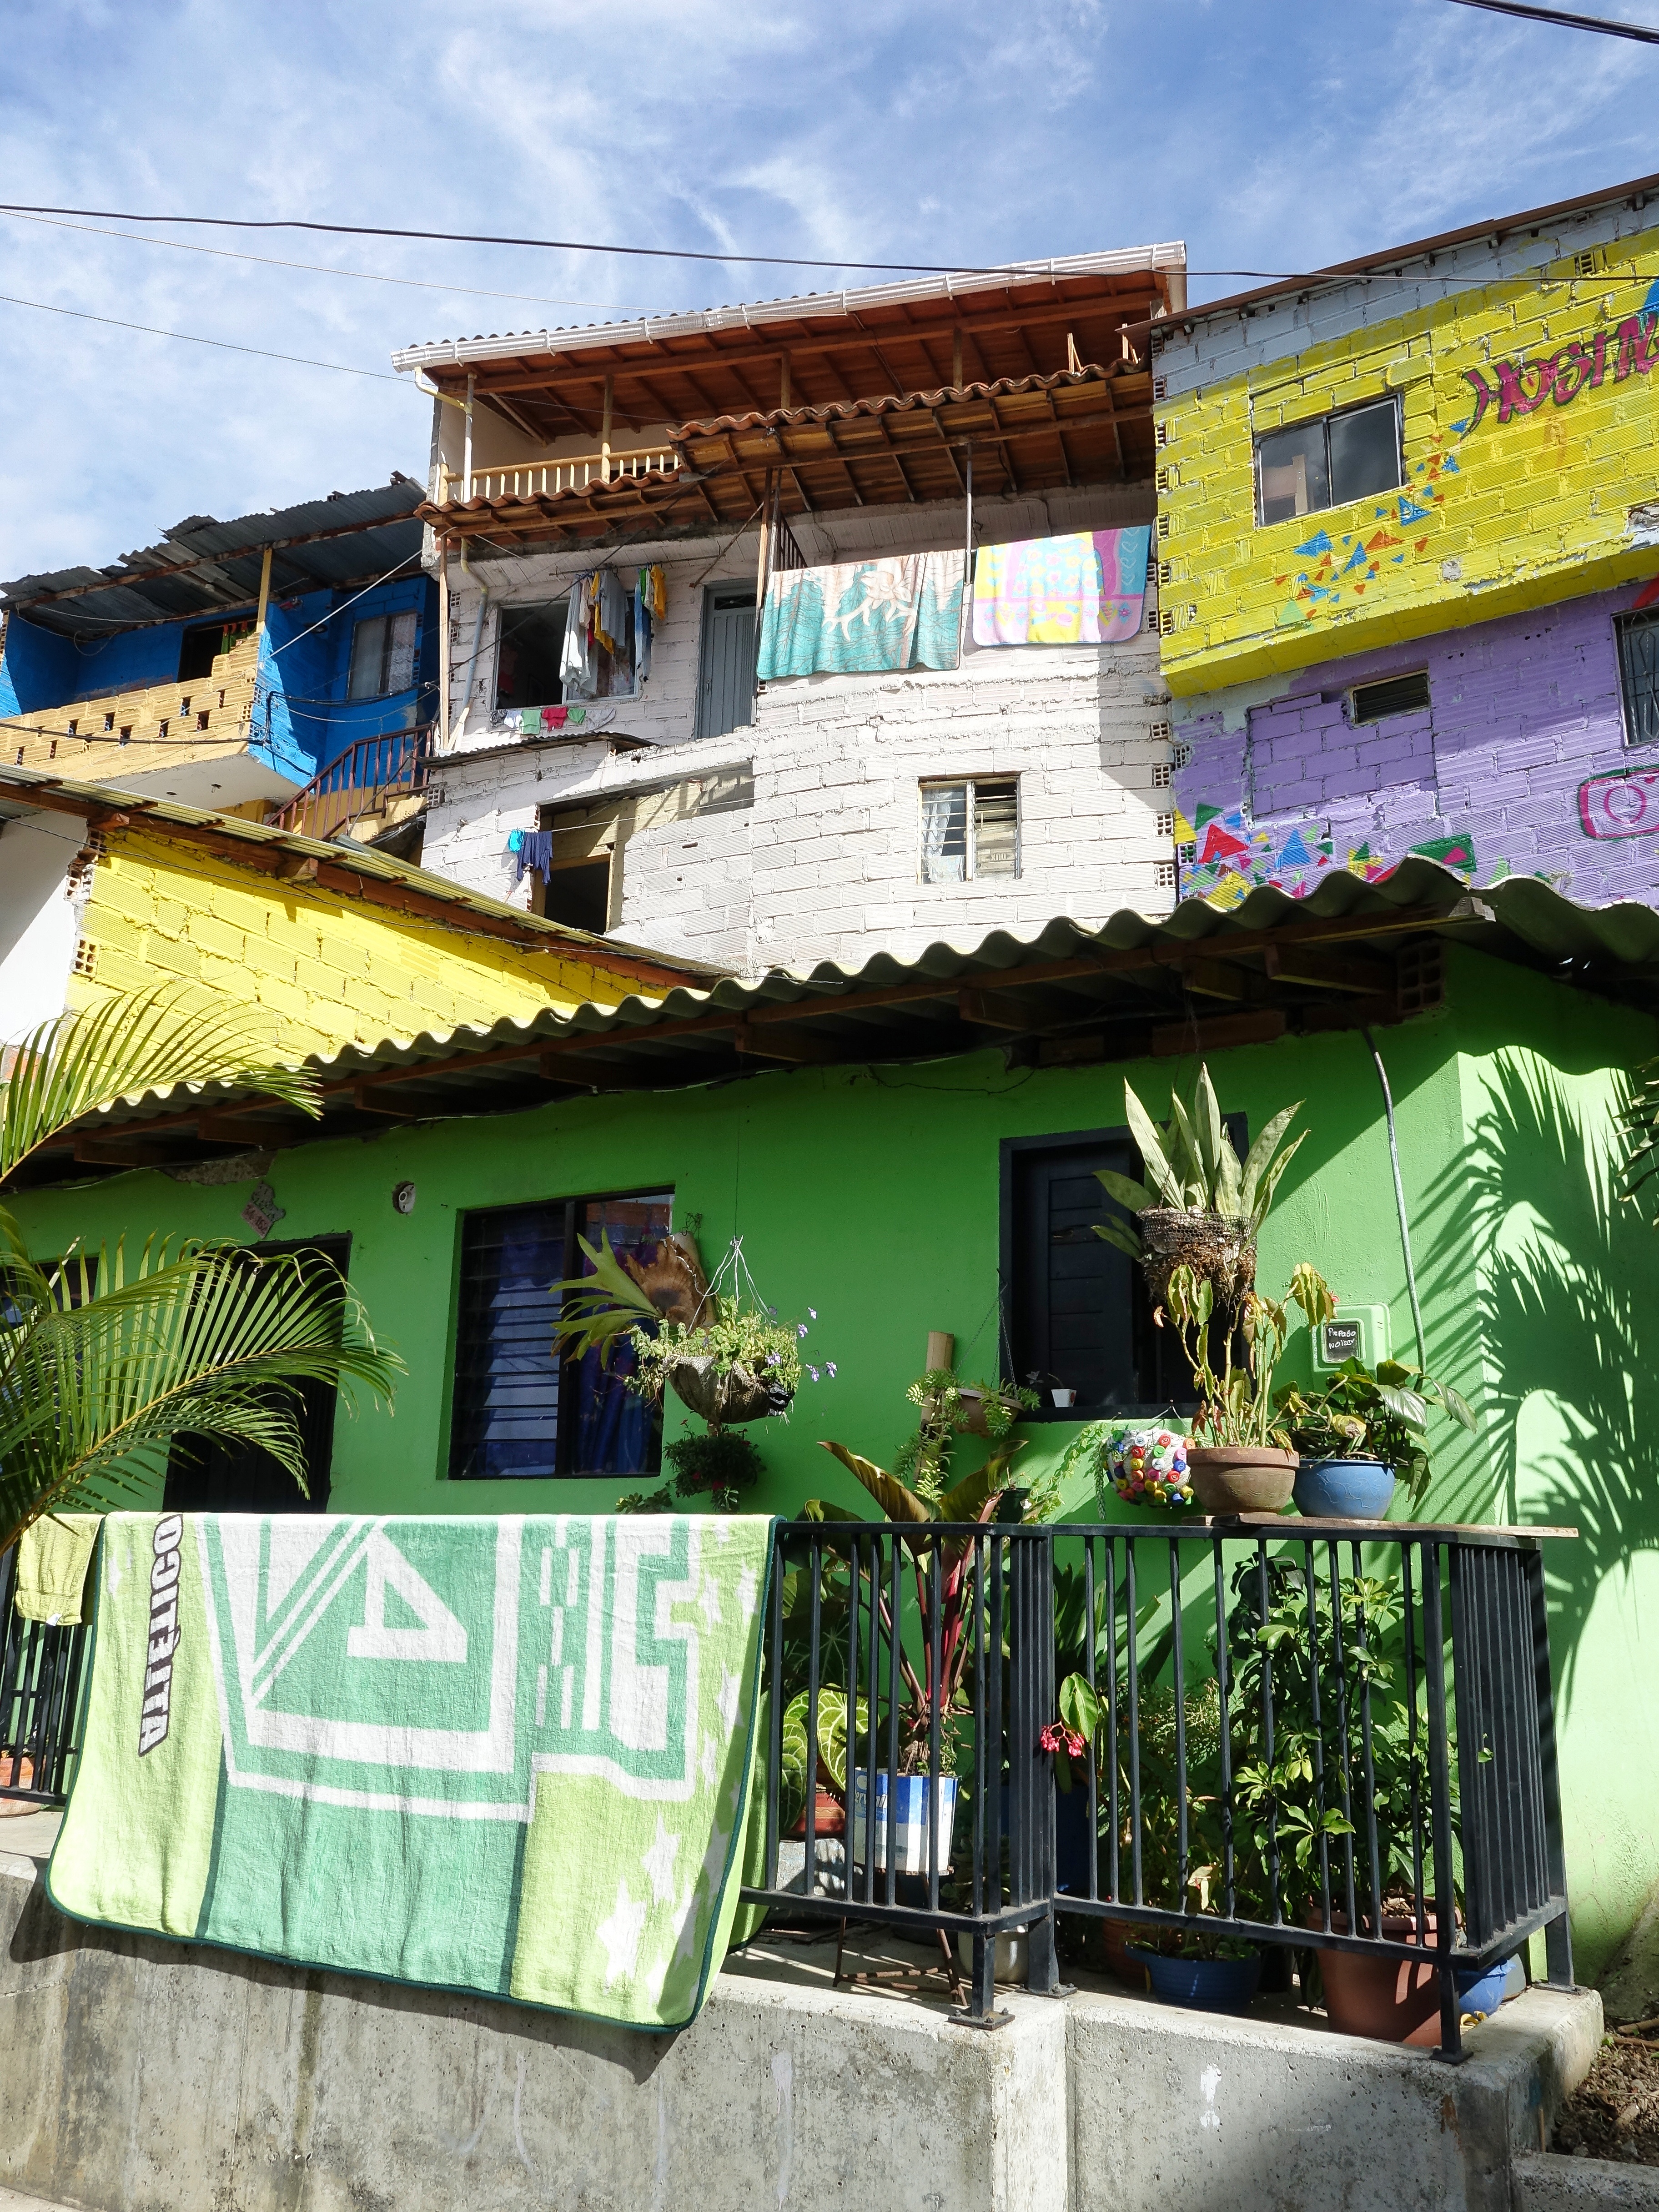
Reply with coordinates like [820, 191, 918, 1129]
[8, 859, 1659, 2001]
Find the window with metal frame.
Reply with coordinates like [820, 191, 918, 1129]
[1255, 397, 1403, 526]
[919, 777, 1020, 884]
[1351, 670, 1431, 724]
[347, 609, 419, 700]
[1617, 607, 1659, 747]
[1001, 1126, 1244, 1419]
[448, 1191, 673, 1481]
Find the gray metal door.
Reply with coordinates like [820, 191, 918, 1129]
[695, 585, 757, 740]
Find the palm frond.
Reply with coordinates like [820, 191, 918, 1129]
[0, 987, 318, 1194]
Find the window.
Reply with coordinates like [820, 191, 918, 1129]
[448, 1191, 673, 1480]
[920, 777, 1019, 884]
[1351, 671, 1430, 723]
[178, 624, 226, 682]
[347, 609, 419, 701]
[696, 585, 757, 740]
[1618, 608, 1659, 747]
[1255, 397, 1402, 525]
[495, 592, 638, 713]
[1001, 1127, 1244, 1419]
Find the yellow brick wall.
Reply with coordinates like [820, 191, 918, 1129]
[68, 826, 653, 1056]
[1158, 233, 1659, 695]
[4, 630, 263, 785]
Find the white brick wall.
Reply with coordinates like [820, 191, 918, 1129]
[422, 488, 1174, 974]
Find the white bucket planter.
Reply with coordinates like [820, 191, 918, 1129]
[848, 1772, 959, 1875]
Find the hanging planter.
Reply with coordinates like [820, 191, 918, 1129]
[1136, 1207, 1257, 1316]
[663, 1352, 792, 1428]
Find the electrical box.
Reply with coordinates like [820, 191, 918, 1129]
[1312, 1304, 1392, 1373]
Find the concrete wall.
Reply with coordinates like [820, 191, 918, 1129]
[0, 808, 81, 1049]
[1153, 195, 1659, 695]
[1171, 579, 1659, 907]
[425, 487, 1172, 972]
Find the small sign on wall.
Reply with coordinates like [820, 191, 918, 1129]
[1313, 1304, 1391, 1372]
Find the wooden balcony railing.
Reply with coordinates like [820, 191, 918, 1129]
[436, 448, 680, 505]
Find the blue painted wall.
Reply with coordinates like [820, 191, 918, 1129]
[3, 575, 438, 791]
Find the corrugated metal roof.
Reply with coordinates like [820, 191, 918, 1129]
[0, 760, 722, 994]
[19, 856, 1659, 1185]
[392, 246, 1188, 370]
[1, 480, 427, 641]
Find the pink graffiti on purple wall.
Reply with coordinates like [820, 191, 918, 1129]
[1580, 765, 1659, 839]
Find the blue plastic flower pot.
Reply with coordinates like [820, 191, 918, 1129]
[1293, 1458, 1398, 1520]
[1456, 1954, 1525, 2017]
[1128, 1945, 1262, 2016]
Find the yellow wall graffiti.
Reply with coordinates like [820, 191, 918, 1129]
[1157, 233, 1659, 696]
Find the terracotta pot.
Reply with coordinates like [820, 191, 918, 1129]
[1311, 1906, 1451, 2045]
[0, 1753, 36, 1814]
[957, 1387, 1024, 1439]
[1101, 1919, 1149, 1987]
[1187, 1445, 1297, 1515]
[786, 1787, 846, 1840]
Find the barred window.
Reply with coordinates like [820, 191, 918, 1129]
[919, 777, 1019, 884]
[1618, 608, 1659, 748]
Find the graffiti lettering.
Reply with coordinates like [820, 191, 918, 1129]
[1463, 312, 1657, 434]
[1580, 766, 1659, 840]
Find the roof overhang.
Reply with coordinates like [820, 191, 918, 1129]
[11, 860, 1655, 1191]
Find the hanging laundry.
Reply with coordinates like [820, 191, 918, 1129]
[757, 550, 965, 679]
[633, 564, 667, 684]
[560, 583, 594, 698]
[508, 828, 554, 886]
[971, 526, 1151, 647]
[595, 569, 629, 661]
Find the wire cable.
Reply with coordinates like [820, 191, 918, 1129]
[0, 202, 1013, 276]
[1362, 1027, 1428, 1375]
[0, 290, 406, 381]
[1445, 0, 1659, 40]
[0, 210, 652, 314]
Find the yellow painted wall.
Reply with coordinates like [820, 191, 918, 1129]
[68, 826, 652, 1056]
[1158, 233, 1659, 695]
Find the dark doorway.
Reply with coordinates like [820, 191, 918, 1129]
[163, 1238, 351, 1514]
[177, 624, 226, 681]
[542, 860, 611, 933]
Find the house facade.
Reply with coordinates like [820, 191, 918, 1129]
[393, 251, 1186, 973]
[0, 480, 439, 851]
[1151, 170, 1659, 908]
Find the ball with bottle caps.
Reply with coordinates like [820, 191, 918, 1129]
[1107, 1426, 1194, 1508]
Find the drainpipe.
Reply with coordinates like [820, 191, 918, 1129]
[1362, 1027, 1428, 1374]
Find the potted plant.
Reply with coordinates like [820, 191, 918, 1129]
[808, 1369, 1041, 1877]
[1161, 1262, 1337, 1514]
[1092, 1063, 1305, 1320]
[1226, 1553, 1455, 2042]
[1274, 1356, 1478, 1520]
[1126, 1928, 1263, 2016]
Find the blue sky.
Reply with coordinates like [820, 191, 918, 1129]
[0, 0, 1655, 578]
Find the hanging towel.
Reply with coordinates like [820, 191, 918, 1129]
[757, 550, 965, 679]
[633, 571, 653, 685]
[14, 1512, 101, 1626]
[560, 584, 594, 695]
[646, 564, 668, 621]
[595, 569, 629, 661]
[971, 527, 1151, 647]
[47, 1512, 773, 2030]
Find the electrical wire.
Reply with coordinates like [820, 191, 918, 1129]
[1362, 1027, 1428, 1375]
[0, 202, 1013, 277]
[0, 211, 652, 314]
[0, 290, 406, 381]
[1445, 0, 1659, 39]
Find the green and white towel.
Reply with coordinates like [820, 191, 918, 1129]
[49, 1512, 773, 2028]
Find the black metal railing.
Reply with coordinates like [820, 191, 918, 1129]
[0, 1544, 91, 1808]
[743, 1517, 1574, 2053]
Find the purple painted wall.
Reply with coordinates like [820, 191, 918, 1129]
[1173, 580, 1659, 906]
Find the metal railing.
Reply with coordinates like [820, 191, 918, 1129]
[743, 1517, 1574, 2053]
[0, 1545, 90, 1809]
[267, 723, 433, 840]
[437, 450, 680, 504]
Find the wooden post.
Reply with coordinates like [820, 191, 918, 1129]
[780, 357, 791, 410]
[436, 542, 451, 749]
[601, 374, 613, 483]
[254, 546, 273, 635]
[754, 471, 773, 607]
[951, 327, 963, 391]
[925, 1331, 955, 1373]
[463, 373, 475, 501]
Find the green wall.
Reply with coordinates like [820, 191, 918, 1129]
[10, 944, 1657, 1983]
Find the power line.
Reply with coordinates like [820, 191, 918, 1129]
[1445, 0, 1659, 39]
[0, 292, 407, 381]
[0, 202, 1008, 276]
[0, 210, 652, 315]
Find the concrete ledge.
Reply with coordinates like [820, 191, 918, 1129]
[1516, 2152, 1659, 2208]
[1067, 1978, 1603, 2212]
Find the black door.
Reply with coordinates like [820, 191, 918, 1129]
[163, 1238, 351, 1514]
